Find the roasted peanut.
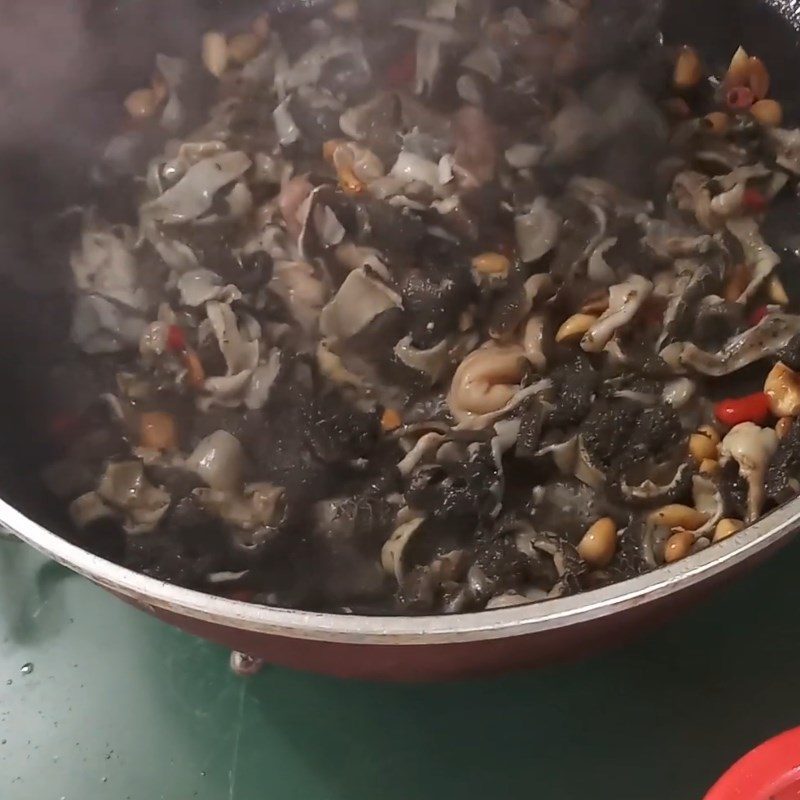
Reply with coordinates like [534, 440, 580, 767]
[768, 275, 790, 306]
[673, 46, 703, 90]
[472, 252, 511, 276]
[713, 518, 745, 543]
[124, 88, 159, 119]
[777, 416, 794, 440]
[725, 47, 751, 87]
[751, 98, 783, 127]
[704, 111, 730, 134]
[227, 32, 262, 65]
[689, 429, 719, 464]
[724, 47, 770, 99]
[747, 55, 770, 100]
[202, 31, 228, 77]
[698, 424, 721, 447]
[331, 0, 359, 21]
[139, 411, 178, 451]
[577, 518, 618, 568]
[649, 504, 709, 532]
[556, 313, 597, 343]
[664, 530, 695, 563]
[699, 458, 720, 476]
[765, 362, 800, 418]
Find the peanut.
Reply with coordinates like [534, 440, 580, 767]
[699, 458, 720, 476]
[751, 98, 783, 127]
[227, 32, 262, 65]
[202, 31, 228, 77]
[713, 518, 745, 543]
[673, 46, 703, 90]
[649, 504, 709, 532]
[555, 313, 598, 343]
[764, 362, 800, 418]
[689, 429, 719, 464]
[472, 252, 512, 276]
[577, 518, 618, 568]
[704, 112, 730, 134]
[664, 530, 695, 563]
[124, 87, 159, 119]
[767, 275, 790, 306]
[776, 417, 793, 440]
[139, 411, 178, 451]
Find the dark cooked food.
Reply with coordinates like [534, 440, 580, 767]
[44, 1, 800, 614]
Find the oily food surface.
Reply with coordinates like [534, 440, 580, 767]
[44, 0, 800, 614]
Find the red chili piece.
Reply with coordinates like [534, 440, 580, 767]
[386, 49, 416, 88]
[726, 85, 754, 111]
[166, 324, 186, 353]
[748, 306, 768, 327]
[714, 392, 771, 427]
[495, 237, 517, 259]
[743, 187, 768, 213]
[228, 588, 255, 603]
[49, 412, 81, 442]
[642, 297, 666, 327]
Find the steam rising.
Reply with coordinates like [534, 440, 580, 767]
[0, 0, 236, 290]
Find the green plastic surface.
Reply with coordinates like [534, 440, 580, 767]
[3, 536, 800, 800]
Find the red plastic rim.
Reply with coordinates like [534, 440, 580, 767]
[705, 728, 800, 800]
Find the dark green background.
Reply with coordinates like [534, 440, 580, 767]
[2, 537, 799, 800]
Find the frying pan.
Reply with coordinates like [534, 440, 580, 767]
[1, 0, 800, 681]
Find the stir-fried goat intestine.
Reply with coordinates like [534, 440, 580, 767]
[45, 1, 800, 614]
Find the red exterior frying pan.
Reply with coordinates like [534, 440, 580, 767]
[3, 0, 800, 680]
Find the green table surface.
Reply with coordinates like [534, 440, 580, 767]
[3, 536, 800, 800]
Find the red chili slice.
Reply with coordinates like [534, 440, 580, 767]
[743, 187, 768, 213]
[166, 324, 186, 353]
[386, 50, 416, 88]
[49, 412, 81, 442]
[748, 306, 768, 326]
[714, 392, 771, 427]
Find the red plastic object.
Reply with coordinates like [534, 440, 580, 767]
[705, 727, 800, 800]
[714, 392, 771, 427]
